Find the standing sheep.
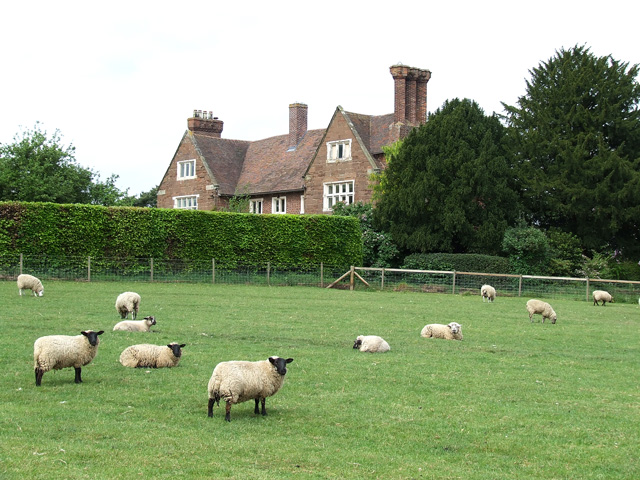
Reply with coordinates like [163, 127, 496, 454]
[208, 356, 294, 422]
[420, 322, 463, 340]
[353, 335, 390, 353]
[119, 342, 185, 368]
[592, 290, 613, 306]
[481, 284, 496, 302]
[115, 292, 141, 320]
[113, 316, 156, 332]
[34, 330, 104, 386]
[526, 299, 557, 324]
[17, 274, 44, 297]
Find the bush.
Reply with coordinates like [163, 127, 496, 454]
[402, 253, 510, 274]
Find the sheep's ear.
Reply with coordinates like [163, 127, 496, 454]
[81, 331, 89, 337]
[97, 331, 104, 335]
[286, 358, 293, 364]
[268, 356, 276, 365]
[180, 344, 186, 348]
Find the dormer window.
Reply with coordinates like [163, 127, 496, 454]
[177, 159, 196, 180]
[327, 139, 352, 162]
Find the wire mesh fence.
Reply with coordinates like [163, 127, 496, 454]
[2, 254, 640, 303]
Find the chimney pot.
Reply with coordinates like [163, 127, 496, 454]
[188, 109, 223, 137]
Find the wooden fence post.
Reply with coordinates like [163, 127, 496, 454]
[19, 253, 23, 275]
[586, 277, 590, 302]
[88, 256, 91, 282]
[320, 262, 323, 288]
[350, 265, 355, 291]
[150, 258, 154, 282]
[518, 275, 523, 297]
[267, 262, 271, 286]
[381, 268, 385, 290]
[452, 271, 456, 294]
[212, 259, 215, 284]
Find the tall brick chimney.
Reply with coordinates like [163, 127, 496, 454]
[288, 103, 308, 150]
[188, 110, 223, 137]
[390, 65, 431, 126]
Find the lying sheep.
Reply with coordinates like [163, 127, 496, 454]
[115, 292, 141, 320]
[481, 284, 496, 302]
[119, 342, 185, 368]
[353, 335, 390, 353]
[34, 330, 104, 386]
[420, 322, 463, 340]
[17, 274, 44, 297]
[592, 290, 613, 306]
[526, 299, 557, 324]
[208, 356, 293, 422]
[113, 316, 156, 332]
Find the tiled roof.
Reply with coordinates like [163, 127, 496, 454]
[191, 134, 250, 196]
[343, 111, 396, 156]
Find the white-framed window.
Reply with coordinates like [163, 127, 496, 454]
[272, 196, 286, 214]
[326, 139, 352, 162]
[173, 195, 199, 210]
[177, 159, 196, 179]
[323, 181, 354, 211]
[250, 199, 263, 214]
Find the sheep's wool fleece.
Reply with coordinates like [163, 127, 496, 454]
[119, 344, 180, 368]
[526, 299, 556, 320]
[115, 292, 140, 315]
[420, 324, 463, 340]
[18, 274, 43, 294]
[113, 319, 152, 332]
[208, 360, 286, 405]
[356, 335, 390, 353]
[34, 335, 100, 371]
[593, 290, 612, 302]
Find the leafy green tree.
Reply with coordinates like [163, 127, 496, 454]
[374, 98, 519, 254]
[117, 186, 158, 207]
[226, 185, 251, 213]
[0, 123, 129, 205]
[501, 221, 551, 275]
[503, 45, 640, 255]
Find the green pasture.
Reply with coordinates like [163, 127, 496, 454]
[1, 280, 638, 479]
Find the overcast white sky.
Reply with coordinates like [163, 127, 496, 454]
[1, 1, 638, 196]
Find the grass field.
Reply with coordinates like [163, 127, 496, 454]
[1, 280, 638, 479]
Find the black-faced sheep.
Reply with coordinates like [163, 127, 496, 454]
[481, 284, 496, 302]
[34, 330, 104, 386]
[592, 290, 613, 306]
[18, 274, 44, 297]
[353, 335, 390, 353]
[113, 316, 156, 332]
[119, 342, 185, 368]
[208, 356, 293, 422]
[115, 292, 141, 320]
[420, 322, 463, 340]
[526, 299, 557, 324]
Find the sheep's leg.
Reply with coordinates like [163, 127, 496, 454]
[260, 398, 267, 416]
[225, 401, 232, 422]
[254, 398, 260, 415]
[74, 367, 82, 383]
[207, 398, 215, 417]
[35, 368, 44, 386]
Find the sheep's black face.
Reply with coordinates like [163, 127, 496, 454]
[353, 339, 363, 349]
[168, 343, 185, 357]
[145, 316, 156, 325]
[82, 330, 104, 347]
[269, 356, 293, 375]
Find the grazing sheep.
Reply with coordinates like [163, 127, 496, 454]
[208, 356, 293, 422]
[420, 322, 463, 340]
[34, 330, 104, 386]
[353, 335, 390, 353]
[119, 342, 185, 368]
[115, 292, 141, 320]
[17, 274, 44, 297]
[592, 290, 613, 306]
[113, 316, 156, 332]
[526, 299, 557, 324]
[481, 284, 496, 302]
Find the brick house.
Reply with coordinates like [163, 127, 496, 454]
[157, 65, 431, 214]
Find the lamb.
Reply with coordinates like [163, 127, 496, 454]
[592, 290, 613, 306]
[113, 316, 156, 332]
[119, 342, 185, 368]
[208, 356, 294, 422]
[353, 335, 390, 353]
[526, 299, 557, 324]
[115, 292, 141, 320]
[33, 330, 104, 386]
[481, 284, 496, 302]
[420, 322, 463, 340]
[17, 274, 44, 297]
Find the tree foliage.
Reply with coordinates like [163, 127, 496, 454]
[503, 45, 640, 255]
[374, 98, 519, 254]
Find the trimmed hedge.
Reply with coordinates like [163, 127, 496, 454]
[0, 202, 363, 267]
[402, 252, 510, 274]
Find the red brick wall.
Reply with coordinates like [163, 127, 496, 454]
[249, 192, 304, 214]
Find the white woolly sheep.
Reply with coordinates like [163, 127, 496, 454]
[592, 290, 613, 306]
[481, 284, 496, 302]
[113, 316, 156, 332]
[208, 356, 294, 422]
[353, 335, 390, 353]
[420, 322, 463, 340]
[17, 274, 44, 297]
[115, 292, 141, 320]
[119, 342, 185, 368]
[34, 330, 104, 386]
[526, 299, 557, 324]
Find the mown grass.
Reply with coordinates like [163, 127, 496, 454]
[1, 280, 639, 479]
